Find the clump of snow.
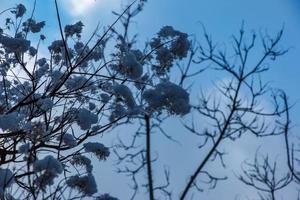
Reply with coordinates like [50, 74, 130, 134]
[89, 45, 103, 61]
[66, 173, 97, 196]
[37, 58, 47, 66]
[108, 84, 143, 120]
[74, 41, 84, 54]
[143, 81, 191, 115]
[83, 142, 110, 160]
[74, 41, 103, 63]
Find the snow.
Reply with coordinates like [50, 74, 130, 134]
[109, 103, 126, 121]
[25, 122, 50, 142]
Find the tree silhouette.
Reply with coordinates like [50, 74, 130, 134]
[0, 1, 297, 200]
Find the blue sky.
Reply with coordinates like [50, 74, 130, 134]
[1, 0, 300, 199]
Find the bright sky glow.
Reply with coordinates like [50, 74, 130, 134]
[68, 0, 95, 15]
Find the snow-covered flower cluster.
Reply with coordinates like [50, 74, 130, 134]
[113, 84, 137, 109]
[84, 142, 110, 160]
[76, 108, 98, 130]
[14, 4, 26, 18]
[35, 97, 53, 113]
[18, 143, 30, 154]
[23, 19, 45, 33]
[108, 84, 143, 120]
[71, 154, 93, 173]
[65, 76, 95, 92]
[0, 168, 14, 195]
[0, 112, 25, 131]
[96, 194, 119, 200]
[0, 35, 30, 53]
[33, 156, 63, 189]
[57, 133, 77, 147]
[28, 46, 37, 56]
[66, 173, 97, 196]
[34, 58, 49, 80]
[25, 121, 50, 141]
[64, 21, 84, 38]
[48, 40, 64, 55]
[143, 81, 191, 115]
[111, 50, 144, 80]
[73, 41, 104, 66]
[0, 62, 10, 76]
[150, 26, 191, 75]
